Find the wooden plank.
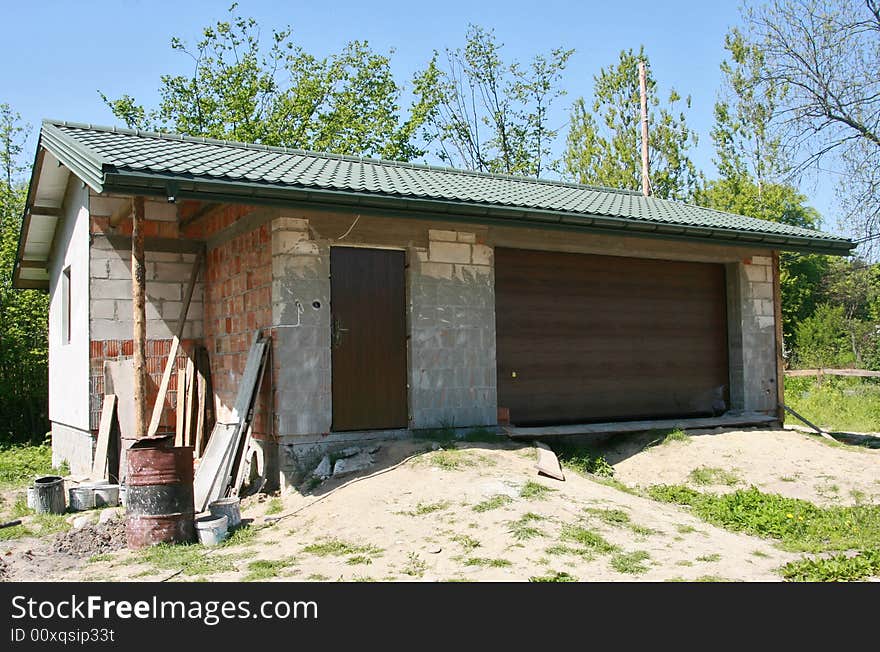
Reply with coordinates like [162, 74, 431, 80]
[175, 368, 186, 447]
[183, 357, 196, 447]
[781, 404, 836, 441]
[535, 442, 564, 481]
[104, 234, 205, 254]
[91, 395, 117, 480]
[194, 349, 207, 457]
[146, 250, 203, 438]
[504, 412, 778, 439]
[104, 359, 136, 482]
[784, 368, 880, 378]
[193, 334, 269, 512]
[132, 196, 147, 438]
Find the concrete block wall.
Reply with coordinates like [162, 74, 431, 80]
[727, 254, 778, 413]
[271, 217, 332, 440]
[409, 229, 497, 429]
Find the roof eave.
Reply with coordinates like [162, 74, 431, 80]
[102, 170, 856, 257]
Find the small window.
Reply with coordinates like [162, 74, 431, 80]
[62, 265, 71, 344]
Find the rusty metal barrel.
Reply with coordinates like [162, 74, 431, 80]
[125, 435, 195, 549]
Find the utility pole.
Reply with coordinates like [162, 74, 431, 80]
[638, 61, 650, 197]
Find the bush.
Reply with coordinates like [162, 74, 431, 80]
[794, 303, 853, 368]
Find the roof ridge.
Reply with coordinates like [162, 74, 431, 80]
[43, 118, 643, 197]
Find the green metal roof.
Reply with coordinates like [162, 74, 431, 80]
[36, 120, 856, 257]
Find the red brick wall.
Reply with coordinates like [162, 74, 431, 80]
[89, 339, 198, 433]
[203, 212, 274, 442]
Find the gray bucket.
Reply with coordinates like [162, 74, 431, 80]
[69, 486, 96, 511]
[94, 484, 119, 507]
[208, 497, 241, 529]
[195, 514, 228, 546]
[33, 476, 65, 514]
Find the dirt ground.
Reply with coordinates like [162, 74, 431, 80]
[1, 427, 877, 582]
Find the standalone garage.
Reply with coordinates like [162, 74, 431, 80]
[495, 248, 730, 426]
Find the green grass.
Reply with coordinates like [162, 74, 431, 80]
[264, 498, 283, 515]
[302, 538, 383, 557]
[545, 544, 595, 559]
[688, 466, 741, 486]
[529, 570, 577, 582]
[519, 481, 556, 500]
[560, 524, 618, 554]
[780, 550, 880, 582]
[551, 443, 615, 477]
[507, 513, 546, 541]
[400, 501, 451, 516]
[785, 376, 880, 433]
[584, 507, 656, 535]
[451, 534, 481, 553]
[0, 444, 68, 487]
[242, 557, 297, 581]
[402, 552, 427, 577]
[655, 428, 690, 445]
[0, 509, 71, 541]
[133, 544, 237, 577]
[696, 553, 722, 562]
[472, 495, 513, 512]
[346, 555, 373, 566]
[222, 525, 257, 547]
[87, 553, 115, 564]
[647, 484, 880, 554]
[610, 550, 651, 574]
[424, 448, 478, 471]
[463, 557, 511, 568]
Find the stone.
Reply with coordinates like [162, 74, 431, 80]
[332, 451, 374, 476]
[339, 446, 361, 458]
[313, 455, 332, 479]
[427, 546, 442, 554]
[98, 508, 121, 525]
[72, 515, 94, 530]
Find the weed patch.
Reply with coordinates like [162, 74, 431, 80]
[610, 550, 651, 574]
[463, 557, 511, 568]
[648, 485, 880, 553]
[399, 501, 450, 516]
[507, 513, 546, 541]
[688, 466, 741, 486]
[451, 534, 481, 553]
[472, 495, 513, 512]
[529, 570, 576, 582]
[519, 481, 556, 500]
[780, 550, 880, 582]
[302, 539, 383, 557]
[242, 557, 297, 581]
[265, 498, 283, 515]
[560, 524, 618, 554]
[0, 444, 67, 487]
[552, 444, 615, 477]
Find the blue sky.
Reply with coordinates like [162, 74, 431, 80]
[0, 0, 840, 231]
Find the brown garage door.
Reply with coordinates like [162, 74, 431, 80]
[495, 248, 729, 426]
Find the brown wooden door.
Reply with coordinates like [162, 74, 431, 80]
[495, 248, 729, 426]
[330, 247, 408, 431]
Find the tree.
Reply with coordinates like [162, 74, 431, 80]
[739, 0, 880, 244]
[561, 48, 700, 200]
[429, 25, 573, 178]
[0, 104, 49, 442]
[698, 28, 829, 345]
[101, 4, 440, 161]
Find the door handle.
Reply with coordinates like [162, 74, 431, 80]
[331, 317, 350, 348]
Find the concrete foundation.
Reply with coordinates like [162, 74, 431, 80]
[51, 423, 93, 476]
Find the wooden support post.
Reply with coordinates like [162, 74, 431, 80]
[638, 61, 650, 197]
[132, 196, 147, 439]
[772, 250, 785, 423]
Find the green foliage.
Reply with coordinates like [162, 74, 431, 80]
[463, 556, 511, 568]
[134, 543, 236, 576]
[559, 524, 618, 554]
[610, 550, 651, 574]
[472, 494, 513, 512]
[561, 47, 699, 200]
[242, 557, 297, 581]
[529, 570, 577, 582]
[781, 550, 880, 582]
[794, 304, 854, 369]
[431, 24, 574, 177]
[552, 443, 615, 477]
[0, 443, 65, 486]
[519, 481, 556, 500]
[647, 485, 880, 553]
[784, 376, 880, 433]
[687, 466, 741, 487]
[0, 105, 49, 444]
[264, 497, 283, 515]
[657, 428, 689, 445]
[507, 512, 546, 541]
[101, 5, 439, 161]
[302, 538, 383, 557]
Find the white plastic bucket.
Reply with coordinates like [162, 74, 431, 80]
[195, 514, 228, 546]
[208, 498, 241, 529]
